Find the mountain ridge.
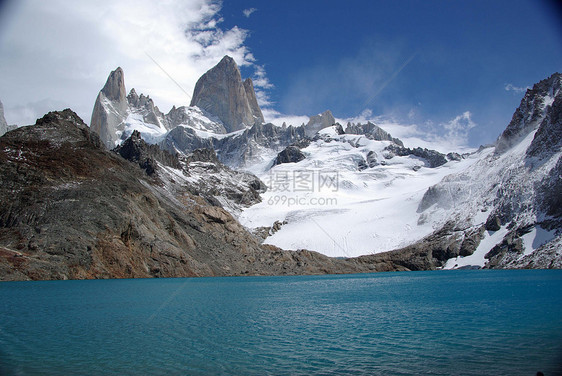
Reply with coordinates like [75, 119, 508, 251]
[1, 58, 560, 280]
[0, 109, 389, 280]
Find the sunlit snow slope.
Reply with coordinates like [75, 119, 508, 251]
[239, 127, 479, 257]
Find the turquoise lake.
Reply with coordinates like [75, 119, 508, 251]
[1, 270, 561, 375]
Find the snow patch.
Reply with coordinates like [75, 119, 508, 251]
[444, 227, 509, 269]
[520, 226, 557, 258]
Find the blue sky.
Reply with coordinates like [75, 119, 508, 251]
[0, 0, 561, 149]
[221, 0, 562, 146]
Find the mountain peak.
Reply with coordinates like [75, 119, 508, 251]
[496, 72, 562, 153]
[190, 55, 263, 133]
[90, 67, 129, 148]
[218, 55, 237, 67]
[101, 67, 126, 103]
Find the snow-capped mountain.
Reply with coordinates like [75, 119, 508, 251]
[87, 56, 561, 269]
[114, 130, 266, 216]
[243, 74, 562, 269]
[239, 125, 473, 257]
[90, 67, 171, 148]
[418, 72, 562, 269]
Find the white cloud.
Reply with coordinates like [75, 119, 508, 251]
[242, 8, 257, 18]
[0, 0, 272, 126]
[504, 83, 530, 94]
[251, 64, 274, 107]
[253, 65, 273, 89]
[255, 89, 274, 108]
[262, 108, 309, 127]
[444, 111, 476, 134]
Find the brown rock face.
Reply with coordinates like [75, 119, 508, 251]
[190, 56, 263, 133]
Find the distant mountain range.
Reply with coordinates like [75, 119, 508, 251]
[0, 56, 560, 280]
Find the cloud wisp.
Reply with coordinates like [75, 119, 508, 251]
[243, 8, 257, 18]
[504, 83, 530, 94]
[280, 40, 416, 117]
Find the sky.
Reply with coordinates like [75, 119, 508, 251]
[0, 0, 561, 150]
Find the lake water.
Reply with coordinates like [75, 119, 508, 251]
[1, 270, 561, 375]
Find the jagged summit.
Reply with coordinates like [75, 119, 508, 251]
[90, 67, 171, 148]
[190, 55, 264, 133]
[496, 72, 561, 153]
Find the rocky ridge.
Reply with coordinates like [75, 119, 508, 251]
[115, 130, 266, 215]
[496, 73, 561, 153]
[84, 58, 560, 271]
[0, 110, 390, 281]
[397, 72, 562, 270]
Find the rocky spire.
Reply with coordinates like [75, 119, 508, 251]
[0, 99, 8, 137]
[90, 67, 128, 148]
[243, 78, 265, 124]
[190, 56, 263, 133]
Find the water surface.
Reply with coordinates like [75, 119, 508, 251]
[1, 270, 561, 375]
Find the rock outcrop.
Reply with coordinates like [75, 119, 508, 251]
[384, 144, 450, 168]
[214, 122, 308, 167]
[160, 125, 215, 154]
[0, 109, 392, 281]
[0, 100, 7, 137]
[114, 130, 181, 175]
[190, 56, 263, 133]
[354, 222, 485, 271]
[304, 110, 335, 137]
[345, 121, 403, 146]
[273, 145, 306, 166]
[127, 89, 170, 130]
[162, 121, 308, 168]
